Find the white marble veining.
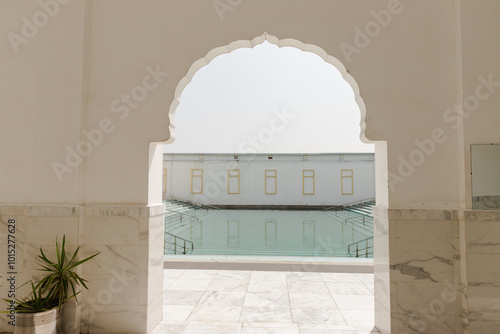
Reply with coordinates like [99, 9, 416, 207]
[199, 291, 246, 306]
[468, 286, 500, 321]
[387, 209, 458, 221]
[465, 220, 500, 254]
[288, 293, 337, 310]
[152, 269, 379, 334]
[207, 279, 249, 292]
[390, 250, 455, 283]
[244, 292, 289, 308]
[291, 308, 345, 326]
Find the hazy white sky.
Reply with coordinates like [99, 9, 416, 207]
[164, 41, 374, 154]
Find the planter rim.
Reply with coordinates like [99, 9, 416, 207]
[15, 307, 60, 327]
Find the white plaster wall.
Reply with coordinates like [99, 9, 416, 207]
[1, 0, 460, 208]
[2, 0, 500, 333]
[163, 154, 375, 206]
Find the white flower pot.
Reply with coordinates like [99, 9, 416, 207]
[14, 308, 62, 334]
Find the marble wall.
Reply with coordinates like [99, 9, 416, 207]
[0, 204, 165, 333]
[464, 211, 500, 333]
[374, 207, 464, 334]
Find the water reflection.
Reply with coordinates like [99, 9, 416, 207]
[173, 210, 372, 257]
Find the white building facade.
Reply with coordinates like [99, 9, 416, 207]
[163, 153, 375, 207]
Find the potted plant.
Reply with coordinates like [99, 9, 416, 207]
[4, 235, 99, 334]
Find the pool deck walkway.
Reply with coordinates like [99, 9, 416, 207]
[152, 268, 379, 334]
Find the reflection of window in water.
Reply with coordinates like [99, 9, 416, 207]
[303, 220, 315, 248]
[190, 221, 202, 248]
[265, 219, 277, 247]
[227, 220, 239, 248]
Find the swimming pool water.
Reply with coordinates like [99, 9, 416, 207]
[166, 210, 372, 257]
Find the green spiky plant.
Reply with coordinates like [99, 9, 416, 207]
[4, 235, 100, 313]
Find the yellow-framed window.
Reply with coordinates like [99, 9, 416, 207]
[341, 169, 354, 195]
[303, 169, 315, 195]
[265, 170, 277, 194]
[191, 169, 203, 194]
[162, 168, 167, 194]
[228, 169, 240, 194]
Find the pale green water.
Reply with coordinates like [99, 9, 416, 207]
[166, 210, 372, 257]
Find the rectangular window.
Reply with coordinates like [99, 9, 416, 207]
[265, 170, 277, 194]
[191, 169, 203, 194]
[341, 169, 354, 195]
[228, 169, 240, 194]
[162, 168, 167, 194]
[303, 169, 315, 195]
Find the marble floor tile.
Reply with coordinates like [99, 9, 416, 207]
[216, 270, 252, 280]
[244, 291, 290, 308]
[288, 293, 337, 309]
[321, 273, 363, 283]
[287, 281, 330, 295]
[207, 279, 250, 292]
[162, 269, 376, 332]
[163, 305, 195, 325]
[341, 310, 376, 331]
[167, 278, 213, 291]
[163, 290, 205, 305]
[333, 295, 375, 311]
[356, 273, 375, 284]
[248, 279, 288, 292]
[286, 272, 323, 283]
[163, 278, 176, 290]
[299, 329, 379, 334]
[291, 308, 346, 326]
[188, 305, 242, 322]
[150, 324, 186, 334]
[183, 324, 242, 334]
[242, 322, 299, 329]
[199, 291, 247, 306]
[242, 326, 299, 334]
[179, 269, 219, 280]
[240, 307, 292, 323]
[251, 271, 288, 281]
[164, 269, 185, 279]
[326, 282, 373, 295]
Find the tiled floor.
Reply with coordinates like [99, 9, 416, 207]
[152, 269, 379, 334]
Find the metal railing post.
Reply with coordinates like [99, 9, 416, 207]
[174, 236, 177, 254]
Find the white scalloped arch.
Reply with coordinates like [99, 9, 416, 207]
[166, 32, 369, 144]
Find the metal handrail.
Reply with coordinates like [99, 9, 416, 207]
[165, 232, 194, 254]
[344, 214, 372, 226]
[169, 197, 221, 211]
[164, 208, 199, 223]
[347, 236, 374, 258]
[323, 198, 375, 211]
